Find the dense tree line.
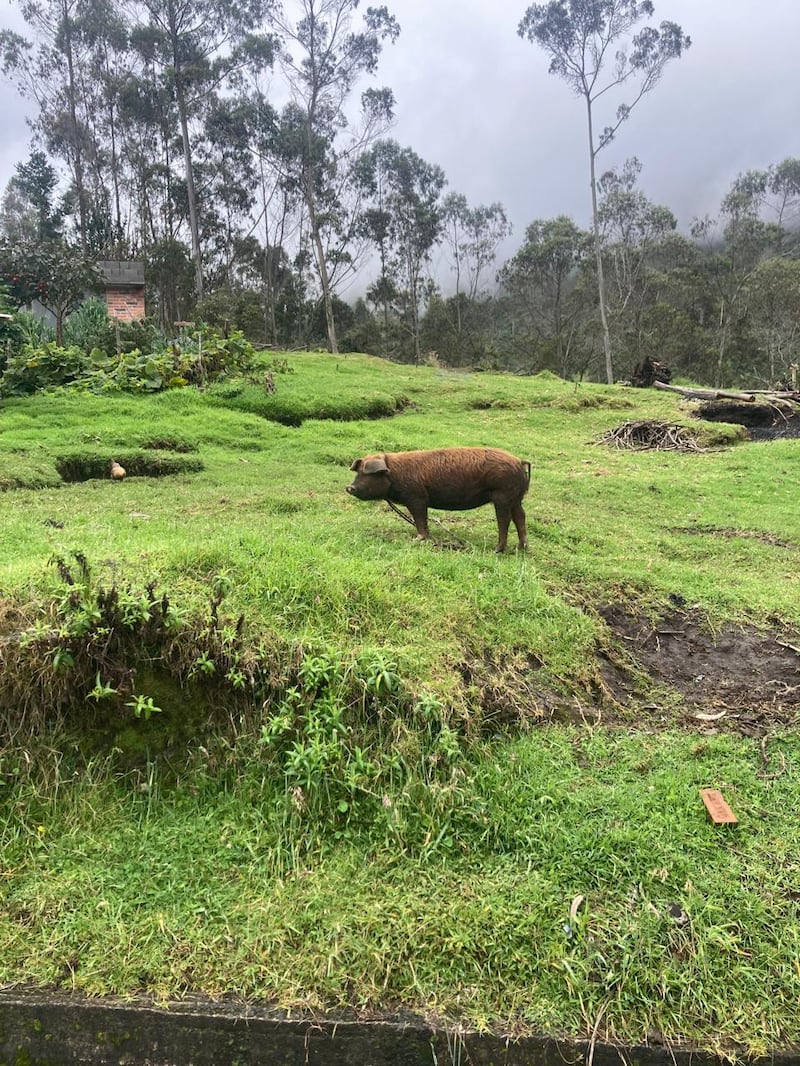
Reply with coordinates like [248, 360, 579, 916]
[1, 0, 798, 386]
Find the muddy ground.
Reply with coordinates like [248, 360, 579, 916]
[587, 401, 800, 736]
[597, 605, 800, 736]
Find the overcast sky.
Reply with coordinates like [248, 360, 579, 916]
[1, 0, 798, 282]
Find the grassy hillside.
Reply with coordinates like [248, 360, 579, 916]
[1, 353, 798, 1053]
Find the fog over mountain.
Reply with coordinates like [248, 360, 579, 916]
[1, 0, 797, 286]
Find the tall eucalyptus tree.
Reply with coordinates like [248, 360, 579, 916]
[359, 139, 446, 364]
[441, 194, 511, 337]
[127, 0, 276, 300]
[498, 215, 592, 376]
[76, 3, 131, 252]
[518, 0, 690, 383]
[273, 0, 399, 353]
[597, 157, 676, 368]
[246, 91, 302, 346]
[200, 97, 260, 288]
[692, 175, 780, 387]
[1, 0, 101, 251]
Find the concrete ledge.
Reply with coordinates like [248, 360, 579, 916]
[0, 990, 796, 1066]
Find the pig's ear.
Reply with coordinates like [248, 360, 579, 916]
[362, 458, 389, 475]
[350, 458, 363, 471]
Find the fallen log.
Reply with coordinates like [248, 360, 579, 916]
[653, 382, 758, 401]
[653, 381, 800, 404]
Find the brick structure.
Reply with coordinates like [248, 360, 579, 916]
[96, 260, 146, 321]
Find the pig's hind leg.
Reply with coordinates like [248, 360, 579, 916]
[492, 502, 512, 553]
[511, 502, 528, 550]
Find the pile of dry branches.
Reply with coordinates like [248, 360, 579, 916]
[598, 419, 705, 452]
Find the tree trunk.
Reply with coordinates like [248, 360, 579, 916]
[452, 220, 462, 337]
[715, 303, 728, 389]
[61, 0, 88, 255]
[258, 159, 279, 347]
[652, 382, 762, 401]
[263, 245, 278, 346]
[377, 236, 390, 357]
[108, 101, 123, 241]
[408, 258, 421, 365]
[175, 82, 203, 302]
[586, 96, 614, 385]
[304, 162, 338, 354]
[168, 0, 203, 302]
[99, 46, 123, 242]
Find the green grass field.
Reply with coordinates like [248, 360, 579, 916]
[1, 353, 798, 1053]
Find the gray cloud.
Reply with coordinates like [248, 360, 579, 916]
[1, 0, 797, 283]
[379, 0, 799, 254]
[0, 0, 36, 187]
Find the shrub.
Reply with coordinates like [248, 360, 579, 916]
[0, 286, 26, 371]
[62, 297, 112, 352]
[196, 288, 268, 343]
[15, 309, 55, 347]
[171, 327, 256, 382]
[116, 316, 167, 357]
[0, 343, 92, 395]
[0, 327, 256, 395]
[63, 300, 167, 358]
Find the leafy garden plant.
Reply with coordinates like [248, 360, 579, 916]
[0, 327, 256, 396]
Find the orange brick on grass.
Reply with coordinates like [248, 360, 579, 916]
[699, 788, 738, 825]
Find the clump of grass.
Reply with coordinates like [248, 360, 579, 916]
[211, 380, 407, 425]
[55, 451, 204, 481]
[1, 554, 478, 856]
[1, 553, 192, 737]
[553, 392, 636, 412]
[136, 435, 199, 453]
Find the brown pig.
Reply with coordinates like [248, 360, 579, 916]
[347, 447, 530, 552]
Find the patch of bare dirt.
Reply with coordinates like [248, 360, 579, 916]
[694, 398, 800, 439]
[597, 605, 800, 735]
[672, 526, 796, 549]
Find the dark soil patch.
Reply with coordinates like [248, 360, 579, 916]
[694, 399, 800, 440]
[696, 399, 778, 427]
[597, 605, 800, 735]
[749, 415, 800, 441]
[672, 525, 797, 549]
